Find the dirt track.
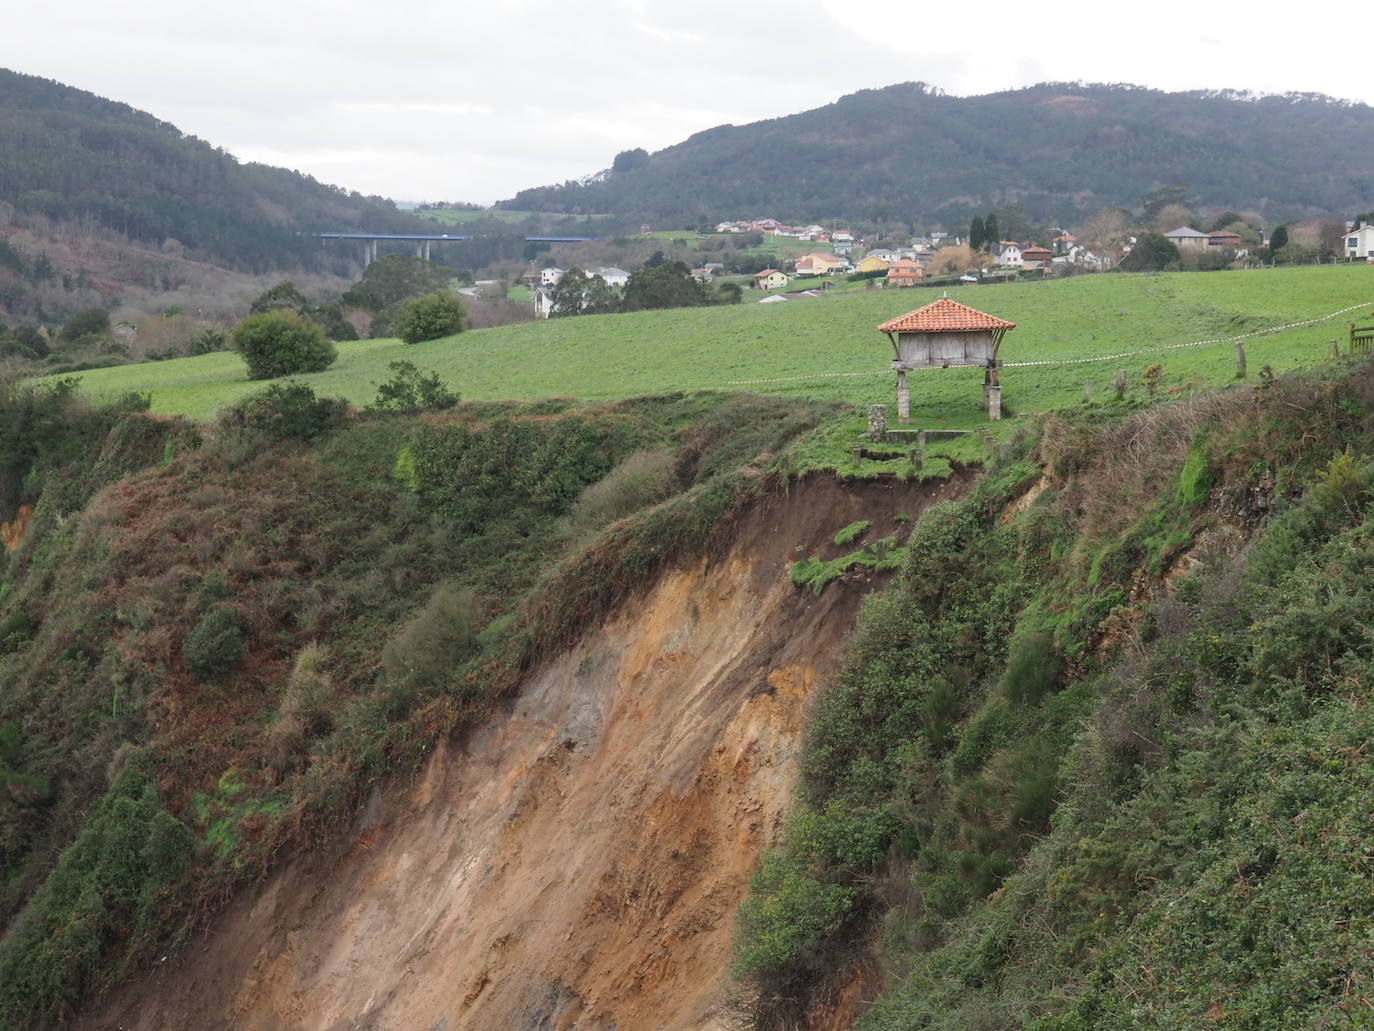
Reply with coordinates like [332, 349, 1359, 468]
[80, 474, 968, 1031]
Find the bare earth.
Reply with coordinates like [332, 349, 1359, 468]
[81, 474, 968, 1031]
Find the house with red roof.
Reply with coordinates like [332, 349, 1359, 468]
[876, 297, 1016, 421]
[1207, 231, 1243, 250]
[753, 268, 788, 290]
[885, 259, 925, 287]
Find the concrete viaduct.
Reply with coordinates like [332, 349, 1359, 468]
[310, 232, 595, 267]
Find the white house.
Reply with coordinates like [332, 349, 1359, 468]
[532, 286, 556, 319]
[590, 266, 630, 287]
[832, 229, 853, 243]
[1063, 243, 1108, 270]
[1344, 224, 1374, 260]
[539, 267, 566, 287]
[994, 241, 1023, 267]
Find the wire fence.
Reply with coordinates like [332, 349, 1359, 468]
[724, 301, 1374, 386]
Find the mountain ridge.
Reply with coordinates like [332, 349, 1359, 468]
[502, 80, 1374, 225]
[0, 67, 432, 272]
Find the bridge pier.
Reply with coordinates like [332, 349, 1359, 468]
[414, 241, 432, 261]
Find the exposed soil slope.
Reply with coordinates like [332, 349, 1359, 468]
[80, 473, 969, 1031]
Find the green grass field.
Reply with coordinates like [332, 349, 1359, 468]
[52, 267, 1374, 438]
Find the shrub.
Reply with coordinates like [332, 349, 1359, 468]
[182, 604, 245, 680]
[267, 643, 334, 771]
[58, 307, 111, 343]
[231, 309, 337, 380]
[230, 381, 349, 441]
[365, 360, 458, 414]
[190, 328, 227, 355]
[564, 449, 678, 532]
[394, 291, 466, 343]
[380, 584, 479, 693]
[999, 626, 1062, 705]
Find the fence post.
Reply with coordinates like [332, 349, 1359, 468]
[1235, 340, 1246, 379]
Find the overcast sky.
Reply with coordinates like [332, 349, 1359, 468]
[5, 0, 1371, 205]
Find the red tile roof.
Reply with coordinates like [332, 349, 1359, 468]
[877, 297, 1016, 334]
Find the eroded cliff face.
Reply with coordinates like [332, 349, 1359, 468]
[81, 475, 968, 1031]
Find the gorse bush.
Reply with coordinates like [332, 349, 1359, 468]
[0, 754, 194, 1029]
[231, 309, 337, 380]
[394, 291, 466, 343]
[229, 381, 349, 441]
[410, 416, 624, 532]
[381, 584, 479, 700]
[365, 360, 458, 414]
[182, 604, 245, 680]
[564, 449, 678, 533]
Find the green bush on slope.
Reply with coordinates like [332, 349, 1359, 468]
[738, 359, 1374, 1030]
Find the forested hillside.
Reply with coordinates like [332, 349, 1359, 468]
[0, 68, 428, 271]
[504, 82, 1374, 226]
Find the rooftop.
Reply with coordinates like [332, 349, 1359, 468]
[1165, 226, 1209, 238]
[877, 297, 1016, 334]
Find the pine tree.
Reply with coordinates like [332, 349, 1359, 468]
[969, 215, 986, 251]
[984, 214, 1001, 249]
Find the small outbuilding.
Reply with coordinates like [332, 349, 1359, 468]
[877, 296, 1016, 421]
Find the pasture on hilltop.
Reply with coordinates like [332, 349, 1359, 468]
[53, 266, 1374, 431]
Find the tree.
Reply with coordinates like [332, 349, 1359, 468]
[232, 309, 337, 380]
[612, 148, 650, 174]
[1151, 202, 1193, 233]
[969, 215, 986, 251]
[249, 280, 310, 315]
[550, 267, 591, 317]
[1267, 224, 1290, 257]
[394, 292, 466, 343]
[342, 255, 452, 312]
[582, 274, 620, 315]
[1119, 233, 1179, 271]
[1141, 183, 1189, 222]
[983, 214, 1000, 248]
[1079, 207, 1132, 263]
[1207, 211, 1245, 233]
[994, 206, 1031, 244]
[931, 243, 978, 275]
[621, 262, 709, 311]
[1315, 217, 1348, 260]
[59, 307, 110, 342]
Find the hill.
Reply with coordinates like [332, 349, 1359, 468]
[52, 266, 1374, 433]
[8, 291, 1374, 1027]
[503, 82, 1374, 226]
[0, 68, 429, 272]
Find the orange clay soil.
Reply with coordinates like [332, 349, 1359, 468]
[79, 473, 970, 1031]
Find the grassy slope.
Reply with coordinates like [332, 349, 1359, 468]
[736, 358, 1374, 1029]
[54, 267, 1374, 431]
